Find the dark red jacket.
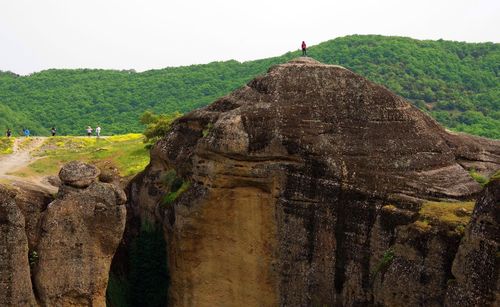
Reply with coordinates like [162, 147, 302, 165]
[302, 42, 306, 49]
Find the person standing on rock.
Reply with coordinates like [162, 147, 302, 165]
[302, 41, 307, 56]
[95, 125, 101, 138]
[51, 127, 57, 136]
[86, 126, 93, 137]
[6, 128, 12, 137]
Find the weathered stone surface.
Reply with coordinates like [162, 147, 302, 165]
[9, 184, 53, 249]
[34, 179, 126, 306]
[131, 58, 500, 306]
[0, 186, 37, 307]
[45, 175, 62, 188]
[127, 150, 169, 225]
[445, 179, 500, 306]
[373, 222, 461, 306]
[59, 160, 101, 188]
[0, 161, 127, 307]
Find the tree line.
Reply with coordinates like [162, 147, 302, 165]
[0, 35, 498, 138]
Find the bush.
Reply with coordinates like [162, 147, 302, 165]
[469, 168, 488, 186]
[141, 111, 182, 143]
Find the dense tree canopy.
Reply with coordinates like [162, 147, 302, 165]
[0, 35, 498, 138]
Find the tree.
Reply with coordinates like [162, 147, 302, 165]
[140, 111, 182, 143]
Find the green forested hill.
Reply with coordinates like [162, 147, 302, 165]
[0, 35, 498, 138]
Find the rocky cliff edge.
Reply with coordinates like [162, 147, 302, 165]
[130, 57, 500, 306]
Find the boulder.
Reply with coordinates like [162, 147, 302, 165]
[59, 160, 100, 188]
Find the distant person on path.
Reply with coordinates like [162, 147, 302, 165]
[6, 128, 12, 137]
[51, 127, 57, 136]
[23, 128, 30, 137]
[301, 41, 307, 56]
[95, 126, 101, 138]
[86, 126, 93, 137]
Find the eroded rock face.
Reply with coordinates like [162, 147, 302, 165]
[9, 184, 53, 249]
[373, 221, 462, 306]
[34, 166, 126, 306]
[0, 187, 37, 307]
[0, 161, 126, 307]
[445, 179, 500, 306]
[133, 58, 500, 306]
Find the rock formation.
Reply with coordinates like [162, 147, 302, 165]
[445, 179, 500, 306]
[0, 186, 38, 307]
[0, 161, 126, 307]
[131, 58, 500, 306]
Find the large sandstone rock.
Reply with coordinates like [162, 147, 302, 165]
[131, 58, 500, 306]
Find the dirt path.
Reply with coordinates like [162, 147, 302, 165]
[0, 137, 44, 175]
[0, 137, 56, 192]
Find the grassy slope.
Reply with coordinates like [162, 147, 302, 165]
[0, 137, 14, 154]
[0, 35, 498, 138]
[13, 134, 149, 178]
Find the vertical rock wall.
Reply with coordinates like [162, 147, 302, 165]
[0, 187, 37, 307]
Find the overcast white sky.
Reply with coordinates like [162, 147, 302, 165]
[1, 0, 499, 75]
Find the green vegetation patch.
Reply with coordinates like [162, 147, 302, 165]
[419, 201, 475, 230]
[163, 181, 190, 206]
[468, 168, 489, 186]
[22, 134, 149, 177]
[202, 122, 214, 137]
[490, 170, 500, 181]
[0, 137, 14, 154]
[159, 169, 191, 206]
[141, 111, 182, 143]
[372, 248, 395, 280]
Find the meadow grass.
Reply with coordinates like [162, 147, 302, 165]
[0, 137, 14, 154]
[22, 134, 149, 177]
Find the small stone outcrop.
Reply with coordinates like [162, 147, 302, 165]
[130, 58, 500, 306]
[0, 161, 127, 307]
[59, 160, 101, 188]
